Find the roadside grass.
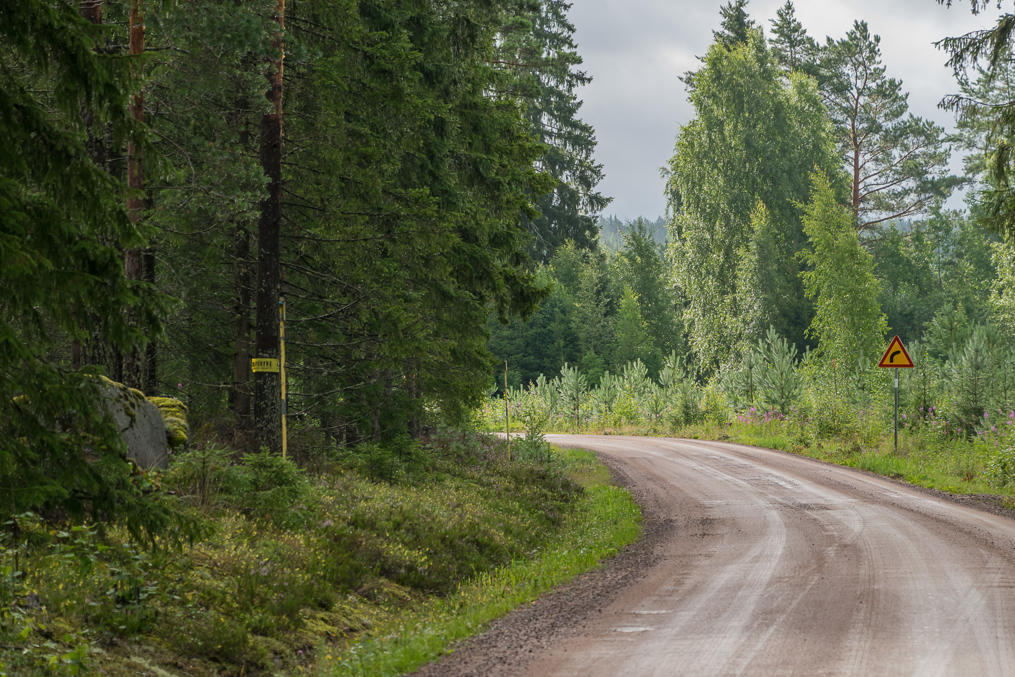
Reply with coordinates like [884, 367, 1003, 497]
[573, 415, 1015, 499]
[324, 447, 639, 676]
[0, 433, 639, 676]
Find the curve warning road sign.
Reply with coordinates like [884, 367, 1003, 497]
[878, 336, 914, 369]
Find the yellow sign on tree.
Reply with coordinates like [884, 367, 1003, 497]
[251, 357, 280, 373]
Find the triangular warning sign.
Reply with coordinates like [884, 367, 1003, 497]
[878, 336, 914, 368]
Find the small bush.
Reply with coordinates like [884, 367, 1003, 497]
[985, 445, 1015, 488]
[164, 446, 240, 507]
[339, 437, 424, 483]
[699, 383, 730, 426]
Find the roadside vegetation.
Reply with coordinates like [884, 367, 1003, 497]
[482, 2, 1015, 506]
[0, 430, 639, 675]
[480, 331, 1015, 501]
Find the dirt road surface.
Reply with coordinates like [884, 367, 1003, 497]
[412, 435, 1015, 676]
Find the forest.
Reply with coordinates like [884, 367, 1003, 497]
[486, 1, 1015, 466]
[6, 0, 1015, 672]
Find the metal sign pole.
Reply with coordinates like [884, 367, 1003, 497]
[894, 367, 899, 455]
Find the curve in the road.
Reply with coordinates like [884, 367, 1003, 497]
[416, 435, 1015, 677]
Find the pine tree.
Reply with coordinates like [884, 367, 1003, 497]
[821, 21, 959, 231]
[253, 0, 285, 453]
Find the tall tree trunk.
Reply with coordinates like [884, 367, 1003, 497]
[231, 223, 253, 447]
[142, 246, 157, 393]
[254, 0, 285, 452]
[230, 74, 255, 448]
[79, 0, 101, 23]
[123, 0, 145, 388]
[77, 1, 104, 373]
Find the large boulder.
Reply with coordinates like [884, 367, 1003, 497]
[99, 379, 169, 470]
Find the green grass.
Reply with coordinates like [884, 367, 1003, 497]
[0, 435, 640, 676]
[323, 447, 639, 676]
[615, 417, 1015, 499]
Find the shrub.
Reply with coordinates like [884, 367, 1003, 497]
[985, 445, 1015, 489]
[699, 382, 730, 426]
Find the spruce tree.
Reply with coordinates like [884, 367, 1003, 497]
[497, 0, 610, 260]
[938, 1, 1015, 233]
[1, 0, 170, 535]
[769, 1, 818, 76]
[713, 0, 757, 48]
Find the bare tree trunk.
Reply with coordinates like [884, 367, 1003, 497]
[231, 223, 253, 447]
[254, 0, 285, 452]
[77, 0, 120, 379]
[123, 0, 146, 388]
[79, 0, 101, 23]
[142, 247, 157, 393]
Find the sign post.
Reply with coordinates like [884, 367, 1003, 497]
[504, 360, 510, 460]
[279, 297, 287, 459]
[877, 336, 915, 454]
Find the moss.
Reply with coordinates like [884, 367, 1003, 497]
[148, 397, 189, 450]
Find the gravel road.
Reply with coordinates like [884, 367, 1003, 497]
[412, 434, 1015, 676]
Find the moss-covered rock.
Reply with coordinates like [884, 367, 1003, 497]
[148, 397, 189, 451]
[98, 378, 169, 470]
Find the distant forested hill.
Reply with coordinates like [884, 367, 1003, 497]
[599, 215, 667, 250]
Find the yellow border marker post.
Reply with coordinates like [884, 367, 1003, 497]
[504, 361, 510, 460]
[878, 336, 915, 455]
[280, 297, 287, 459]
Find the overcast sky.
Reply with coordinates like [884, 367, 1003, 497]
[568, 0, 1004, 221]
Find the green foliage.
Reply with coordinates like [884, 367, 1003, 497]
[821, 20, 958, 229]
[950, 325, 994, 433]
[756, 326, 803, 414]
[557, 363, 589, 432]
[991, 235, 1015, 339]
[667, 25, 836, 370]
[800, 171, 888, 380]
[4, 431, 603, 674]
[699, 383, 731, 426]
[0, 0, 175, 544]
[769, 1, 819, 76]
[612, 286, 653, 370]
[496, 0, 610, 259]
[326, 447, 639, 677]
[926, 303, 973, 362]
[985, 445, 1015, 489]
[615, 220, 684, 369]
[939, 9, 1015, 234]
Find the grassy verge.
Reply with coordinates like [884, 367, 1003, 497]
[0, 433, 639, 676]
[324, 447, 639, 676]
[573, 417, 1015, 501]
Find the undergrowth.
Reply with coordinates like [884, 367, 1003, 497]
[0, 430, 638, 675]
